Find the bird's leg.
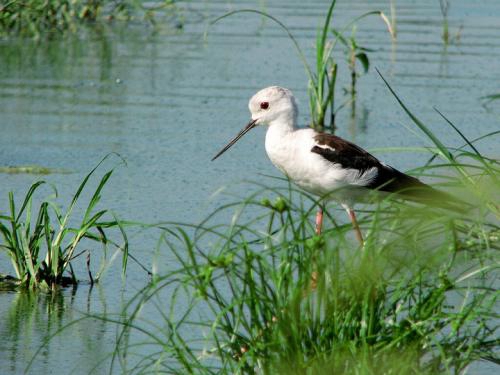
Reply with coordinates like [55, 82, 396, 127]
[309, 204, 325, 291]
[315, 206, 324, 235]
[347, 208, 364, 245]
[341, 204, 364, 246]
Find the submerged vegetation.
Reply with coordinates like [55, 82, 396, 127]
[0, 165, 70, 175]
[0, 159, 131, 289]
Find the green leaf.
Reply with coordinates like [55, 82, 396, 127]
[356, 52, 370, 73]
[480, 93, 500, 103]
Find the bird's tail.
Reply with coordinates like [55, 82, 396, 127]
[377, 168, 470, 214]
[399, 186, 469, 214]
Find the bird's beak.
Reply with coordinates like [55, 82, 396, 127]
[211, 119, 258, 161]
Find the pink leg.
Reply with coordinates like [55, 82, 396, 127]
[346, 207, 364, 245]
[309, 206, 324, 291]
[315, 207, 324, 235]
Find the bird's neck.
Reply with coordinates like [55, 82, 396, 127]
[264, 117, 298, 176]
[267, 114, 297, 134]
[265, 117, 296, 156]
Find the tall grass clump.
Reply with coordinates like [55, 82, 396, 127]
[0, 0, 107, 37]
[0, 0, 179, 38]
[0, 159, 130, 289]
[210, 1, 394, 132]
[103, 82, 499, 373]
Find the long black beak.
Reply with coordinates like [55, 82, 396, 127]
[211, 119, 258, 161]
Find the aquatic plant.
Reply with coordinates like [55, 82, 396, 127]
[439, 0, 450, 44]
[332, 26, 373, 119]
[0, 158, 133, 289]
[94, 78, 499, 373]
[210, 1, 393, 132]
[0, 0, 179, 38]
[389, 0, 397, 39]
[481, 93, 500, 106]
[0, 0, 103, 38]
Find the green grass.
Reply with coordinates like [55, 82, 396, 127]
[0, 0, 179, 38]
[0, 157, 131, 289]
[439, 0, 450, 44]
[95, 79, 499, 373]
[107, 178, 497, 373]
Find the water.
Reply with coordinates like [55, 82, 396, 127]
[0, 0, 499, 373]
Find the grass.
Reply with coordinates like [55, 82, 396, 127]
[87, 77, 500, 373]
[439, 0, 450, 44]
[389, 0, 397, 39]
[481, 93, 500, 107]
[332, 26, 373, 119]
[437, 0, 463, 45]
[209, 1, 393, 132]
[0, 0, 179, 38]
[0, 157, 132, 289]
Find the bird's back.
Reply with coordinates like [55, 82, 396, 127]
[266, 127, 463, 210]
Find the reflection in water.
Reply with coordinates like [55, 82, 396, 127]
[356, 105, 370, 135]
[4, 289, 74, 373]
[346, 97, 370, 140]
[0, 285, 114, 375]
[438, 43, 450, 78]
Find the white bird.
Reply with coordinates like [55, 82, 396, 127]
[212, 86, 459, 243]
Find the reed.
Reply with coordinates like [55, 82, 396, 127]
[0, 157, 130, 289]
[389, 0, 397, 39]
[0, 0, 179, 38]
[332, 26, 373, 119]
[439, 0, 450, 44]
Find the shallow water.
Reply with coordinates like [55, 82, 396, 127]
[0, 0, 499, 373]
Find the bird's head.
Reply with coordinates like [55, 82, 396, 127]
[248, 86, 298, 126]
[212, 86, 298, 161]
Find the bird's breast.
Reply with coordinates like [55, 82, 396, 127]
[265, 128, 347, 195]
[264, 128, 381, 201]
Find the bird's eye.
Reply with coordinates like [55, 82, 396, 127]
[260, 101, 269, 110]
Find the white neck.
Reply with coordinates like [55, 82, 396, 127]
[269, 111, 297, 131]
[265, 118, 296, 144]
[264, 117, 298, 174]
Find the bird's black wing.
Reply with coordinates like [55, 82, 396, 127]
[311, 133, 381, 176]
[310, 133, 464, 210]
[310, 133, 431, 193]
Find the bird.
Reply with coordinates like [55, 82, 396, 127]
[212, 86, 461, 244]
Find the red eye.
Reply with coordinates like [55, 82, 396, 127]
[260, 101, 269, 110]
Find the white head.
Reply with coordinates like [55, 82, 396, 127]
[212, 86, 298, 161]
[249, 86, 298, 126]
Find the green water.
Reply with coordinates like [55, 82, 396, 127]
[0, 0, 498, 373]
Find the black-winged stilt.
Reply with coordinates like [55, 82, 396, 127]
[212, 86, 460, 244]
